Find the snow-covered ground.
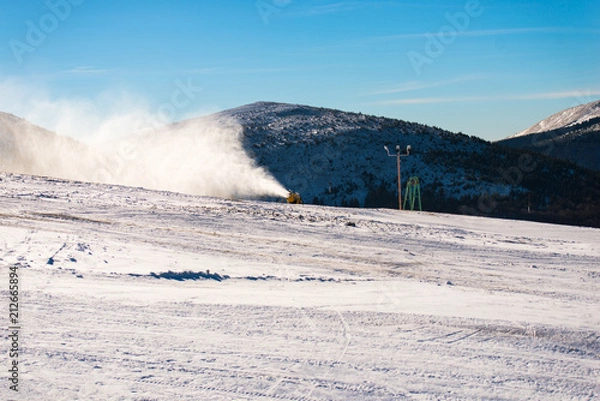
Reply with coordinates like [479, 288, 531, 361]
[1, 173, 599, 400]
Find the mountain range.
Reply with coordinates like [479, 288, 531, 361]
[1, 101, 600, 228]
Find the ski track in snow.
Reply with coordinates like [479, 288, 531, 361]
[0, 173, 599, 400]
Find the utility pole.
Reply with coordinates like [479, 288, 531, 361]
[384, 144, 411, 210]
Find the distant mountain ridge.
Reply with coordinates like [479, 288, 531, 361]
[498, 100, 600, 172]
[509, 100, 600, 138]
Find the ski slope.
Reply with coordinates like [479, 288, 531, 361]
[1, 173, 599, 400]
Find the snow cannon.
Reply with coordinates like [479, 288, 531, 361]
[286, 191, 303, 204]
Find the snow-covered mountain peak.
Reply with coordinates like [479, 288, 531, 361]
[510, 99, 600, 138]
[498, 99, 600, 172]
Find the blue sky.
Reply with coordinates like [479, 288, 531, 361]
[1, 0, 599, 140]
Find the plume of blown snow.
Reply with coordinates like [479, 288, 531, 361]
[96, 116, 288, 199]
[0, 79, 287, 199]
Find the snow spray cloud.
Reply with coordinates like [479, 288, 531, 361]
[0, 80, 287, 199]
[0, 77, 156, 144]
[0, 112, 288, 199]
[98, 116, 289, 199]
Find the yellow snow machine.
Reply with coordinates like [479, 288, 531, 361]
[286, 191, 303, 204]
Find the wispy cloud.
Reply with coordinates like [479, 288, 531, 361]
[180, 67, 224, 75]
[182, 67, 307, 76]
[120, 66, 303, 76]
[513, 90, 600, 101]
[305, 2, 361, 15]
[285, 1, 391, 17]
[370, 27, 600, 42]
[283, 0, 463, 18]
[62, 66, 109, 74]
[365, 74, 489, 96]
[374, 90, 600, 105]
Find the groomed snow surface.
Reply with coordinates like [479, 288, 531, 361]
[1, 173, 599, 400]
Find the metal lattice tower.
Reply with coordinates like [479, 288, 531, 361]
[403, 176, 422, 211]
